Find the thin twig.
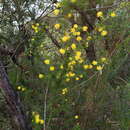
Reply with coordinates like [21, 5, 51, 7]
[43, 86, 49, 130]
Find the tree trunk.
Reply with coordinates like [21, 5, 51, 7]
[0, 60, 32, 130]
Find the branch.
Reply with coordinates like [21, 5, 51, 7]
[45, 28, 61, 48]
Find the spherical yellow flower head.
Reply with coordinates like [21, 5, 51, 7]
[87, 36, 92, 41]
[70, 28, 76, 33]
[22, 87, 26, 91]
[101, 57, 107, 62]
[76, 36, 82, 41]
[66, 78, 70, 82]
[88, 64, 93, 69]
[60, 65, 64, 69]
[101, 30, 108, 36]
[67, 72, 75, 77]
[75, 32, 81, 36]
[75, 77, 80, 80]
[39, 119, 44, 124]
[79, 74, 83, 78]
[74, 115, 79, 119]
[71, 43, 76, 50]
[36, 23, 39, 26]
[110, 12, 116, 17]
[50, 66, 55, 71]
[82, 26, 88, 31]
[53, 9, 60, 16]
[31, 38, 35, 41]
[98, 27, 104, 32]
[32, 24, 39, 33]
[92, 60, 98, 65]
[62, 36, 70, 42]
[62, 88, 68, 95]
[78, 58, 84, 64]
[35, 114, 40, 124]
[76, 51, 82, 56]
[73, 24, 78, 29]
[97, 11, 103, 17]
[38, 74, 44, 79]
[96, 65, 103, 71]
[75, 51, 81, 60]
[70, 0, 77, 3]
[67, 13, 73, 18]
[54, 24, 61, 30]
[17, 86, 21, 90]
[83, 64, 89, 70]
[59, 48, 66, 55]
[44, 59, 50, 64]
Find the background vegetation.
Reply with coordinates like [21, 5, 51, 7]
[0, 0, 130, 130]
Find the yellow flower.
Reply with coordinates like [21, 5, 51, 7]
[110, 12, 116, 17]
[75, 77, 80, 80]
[54, 24, 61, 29]
[36, 23, 39, 26]
[39, 119, 44, 124]
[75, 52, 81, 60]
[50, 66, 55, 71]
[59, 48, 66, 55]
[22, 88, 26, 91]
[35, 114, 40, 124]
[96, 65, 103, 71]
[82, 26, 88, 31]
[70, 28, 76, 33]
[75, 32, 80, 36]
[92, 60, 98, 65]
[97, 11, 103, 17]
[31, 24, 35, 29]
[78, 58, 84, 64]
[67, 13, 72, 18]
[75, 51, 81, 56]
[101, 57, 107, 62]
[88, 64, 93, 69]
[66, 78, 70, 82]
[71, 43, 76, 50]
[62, 36, 70, 42]
[76, 36, 82, 41]
[60, 65, 64, 69]
[83, 65, 89, 70]
[101, 30, 108, 36]
[44, 59, 50, 64]
[79, 74, 83, 78]
[98, 27, 104, 32]
[38, 74, 44, 79]
[70, 0, 77, 3]
[74, 115, 79, 119]
[69, 57, 73, 61]
[55, 2, 61, 8]
[67, 72, 75, 77]
[31, 38, 35, 41]
[53, 9, 60, 16]
[71, 60, 76, 65]
[62, 88, 68, 95]
[73, 24, 78, 29]
[17, 86, 21, 90]
[87, 36, 92, 41]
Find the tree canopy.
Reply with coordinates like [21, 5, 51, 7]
[0, 0, 130, 130]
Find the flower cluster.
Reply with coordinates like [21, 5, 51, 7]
[32, 112, 44, 125]
[17, 86, 26, 91]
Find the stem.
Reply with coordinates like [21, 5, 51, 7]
[43, 86, 48, 130]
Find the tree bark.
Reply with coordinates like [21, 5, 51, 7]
[0, 60, 32, 130]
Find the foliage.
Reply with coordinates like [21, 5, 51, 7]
[0, 0, 130, 130]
